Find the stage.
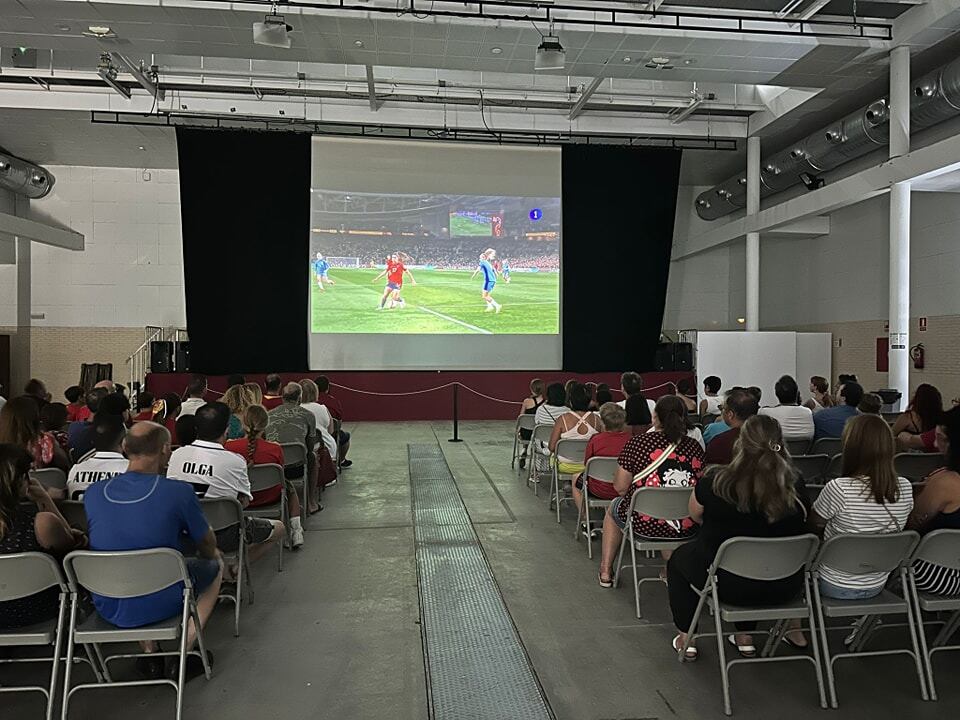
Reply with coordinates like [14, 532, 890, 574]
[145, 371, 694, 422]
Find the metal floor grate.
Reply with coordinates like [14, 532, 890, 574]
[409, 443, 553, 720]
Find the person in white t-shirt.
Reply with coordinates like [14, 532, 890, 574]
[298, 378, 338, 463]
[699, 375, 723, 417]
[617, 371, 656, 416]
[168, 402, 283, 570]
[759, 375, 815, 442]
[66, 414, 128, 500]
[177, 375, 208, 418]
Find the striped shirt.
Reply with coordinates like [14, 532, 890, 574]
[813, 475, 914, 591]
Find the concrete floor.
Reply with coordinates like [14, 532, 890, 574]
[6, 420, 960, 719]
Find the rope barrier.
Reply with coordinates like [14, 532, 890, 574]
[329, 381, 458, 397]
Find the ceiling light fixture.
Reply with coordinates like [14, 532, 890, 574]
[253, 5, 293, 49]
[645, 56, 675, 70]
[83, 25, 116, 39]
[110, 51, 164, 101]
[534, 27, 565, 72]
[622, 56, 632, 63]
[96, 52, 131, 99]
[491, 47, 503, 55]
[354, 40, 364, 47]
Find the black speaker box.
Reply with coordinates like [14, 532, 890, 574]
[654, 343, 675, 372]
[674, 342, 694, 371]
[175, 341, 191, 372]
[150, 341, 174, 373]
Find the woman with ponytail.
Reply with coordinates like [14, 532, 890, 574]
[667, 414, 810, 660]
[225, 405, 305, 549]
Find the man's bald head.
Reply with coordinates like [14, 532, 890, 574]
[94, 380, 116, 393]
[123, 421, 170, 458]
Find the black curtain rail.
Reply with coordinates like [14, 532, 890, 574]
[197, 0, 892, 40]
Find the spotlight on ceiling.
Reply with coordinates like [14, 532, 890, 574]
[97, 52, 130, 99]
[799, 171, 825, 191]
[534, 34, 565, 72]
[253, 6, 293, 49]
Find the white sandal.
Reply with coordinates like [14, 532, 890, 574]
[672, 634, 698, 661]
[727, 634, 757, 658]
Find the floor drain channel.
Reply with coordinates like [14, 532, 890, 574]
[409, 443, 553, 720]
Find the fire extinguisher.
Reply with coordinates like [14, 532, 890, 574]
[910, 343, 925, 370]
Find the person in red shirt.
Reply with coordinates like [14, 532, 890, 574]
[225, 405, 304, 548]
[315, 375, 351, 468]
[372, 252, 416, 310]
[131, 391, 155, 423]
[704, 388, 758, 466]
[573, 402, 632, 536]
[261, 373, 284, 410]
[64, 386, 86, 422]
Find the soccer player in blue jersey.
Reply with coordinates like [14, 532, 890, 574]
[502, 258, 511, 284]
[471, 248, 502, 313]
[311, 252, 335, 291]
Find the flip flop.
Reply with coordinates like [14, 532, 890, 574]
[727, 634, 757, 658]
[673, 634, 698, 661]
[781, 634, 809, 650]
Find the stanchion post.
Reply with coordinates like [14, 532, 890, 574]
[449, 382, 463, 443]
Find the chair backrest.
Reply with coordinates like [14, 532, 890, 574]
[714, 534, 820, 581]
[56, 500, 88, 532]
[826, 454, 843, 479]
[0, 552, 66, 601]
[630, 486, 693, 523]
[554, 437, 589, 464]
[791, 454, 830, 482]
[516, 414, 537, 431]
[280, 442, 307, 467]
[200, 497, 244, 532]
[812, 437, 842, 456]
[64, 548, 190, 597]
[531, 424, 553, 444]
[911, 529, 960, 572]
[583, 456, 619, 484]
[894, 452, 945, 483]
[814, 531, 920, 576]
[248, 463, 285, 494]
[785, 438, 812, 456]
[30, 467, 66, 491]
[881, 412, 900, 425]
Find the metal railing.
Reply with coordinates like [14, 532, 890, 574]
[126, 326, 188, 392]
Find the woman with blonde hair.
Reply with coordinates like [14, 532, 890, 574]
[299, 379, 338, 467]
[222, 384, 255, 440]
[667, 414, 809, 660]
[225, 405, 304, 549]
[243, 382, 264, 407]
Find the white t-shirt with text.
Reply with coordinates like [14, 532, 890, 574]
[167, 440, 252, 500]
[66, 451, 128, 500]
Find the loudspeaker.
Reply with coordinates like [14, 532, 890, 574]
[150, 341, 174, 373]
[175, 341, 191, 372]
[674, 342, 694, 371]
[654, 343, 675, 372]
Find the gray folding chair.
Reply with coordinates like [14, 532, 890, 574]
[246, 463, 287, 572]
[526, 424, 554, 495]
[55, 500, 88, 533]
[30, 468, 67, 494]
[613, 486, 696, 619]
[894, 452, 945, 484]
[0, 553, 70, 720]
[906, 529, 960, 700]
[200, 497, 252, 637]
[61, 548, 213, 720]
[810, 531, 925, 707]
[574, 456, 618, 559]
[812, 437, 842, 457]
[681, 534, 825, 716]
[280, 442, 309, 527]
[791, 454, 830, 484]
[825, 454, 843, 480]
[332, 417, 343, 471]
[785, 438, 812, 456]
[550, 437, 590, 523]
[511, 414, 536, 470]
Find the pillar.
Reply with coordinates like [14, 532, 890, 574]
[745, 135, 761, 331]
[888, 46, 910, 409]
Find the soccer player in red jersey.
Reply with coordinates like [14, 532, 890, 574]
[372, 252, 416, 309]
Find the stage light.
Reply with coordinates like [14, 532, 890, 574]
[253, 6, 293, 49]
[534, 34, 565, 72]
[799, 171, 825, 191]
[97, 53, 131, 100]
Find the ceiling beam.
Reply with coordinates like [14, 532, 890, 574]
[568, 77, 604, 120]
[365, 65, 380, 112]
[0, 210, 84, 251]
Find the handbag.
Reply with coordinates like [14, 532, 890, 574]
[632, 442, 678, 486]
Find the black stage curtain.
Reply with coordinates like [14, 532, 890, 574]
[176, 129, 310, 374]
[561, 145, 681, 372]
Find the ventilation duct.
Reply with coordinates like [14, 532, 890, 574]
[0, 151, 55, 200]
[695, 54, 960, 220]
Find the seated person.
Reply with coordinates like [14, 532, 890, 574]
[83, 422, 220, 679]
[625, 394, 652, 435]
[810, 414, 913, 599]
[597, 395, 705, 588]
[618, 371, 656, 416]
[175, 415, 198, 447]
[266, 383, 323, 511]
[299, 379, 339, 472]
[548, 383, 602, 484]
[699, 375, 723, 417]
[67, 388, 107, 458]
[668, 415, 809, 659]
[66, 414, 129, 500]
[534, 383, 568, 427]
[704, 388, 759, 466]
[261, 373, 284, 410]
[0, 396, 71, 471]
[595, 388, 614, 406]
[675, 378, 698, 414]
[0, 444, 85, 630]
[804, 375, 835, 412]
[132, 392, 155, 423]
[315, 375, 351, 467]
[858, 393, 883, 416]
[225, 405, 305, 549]
[909, 407, 960, 595]
[64, 385, 86, 422]
[759, 375, 814, 441]
[178, 375, 208, 418]
[813, 382, 864, 440]
[892, 383, 943, 437]
[40, 401, 70, 452]
[519, 378, 546, 441]
[168, 403, 284, 572]
[572, 402, 632, 536]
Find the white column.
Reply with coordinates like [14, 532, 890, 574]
[888, 46, 910, 409]
[745, 136, 761, 331]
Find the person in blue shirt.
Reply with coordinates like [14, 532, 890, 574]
[502, 258, 511, 284]
[84, 421, 222, 679]
[311, 252, 335, 291]
[470, 248, 502, 313]
[813, 381, 864, 440]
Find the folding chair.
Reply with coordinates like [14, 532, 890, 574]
[613, 486, 696, 619]
[30, 468, 67, 494]
[280, 442, 309, 527]
[906, 529, 960, 701]
[246, 463, 287, 572]
[550, 438, 589, 523]
[61, 548, 213, 720]
[526, 425, 553, 496]
[200, 497, 252, 637]
[574, 456, 618, 559]
[511, 414, 536, 470]
[812, 437, 842, 457]
[785, 438, 812, 456]
[332, 417, 343, 471]
[791, 454, 830, 484]
[894, 452, 945, 484]
[681, 534, 826, 716]
[56, 500, 88, 533]
[0, 553, 70, 720]
[810, 531, 926, 707]
[825, 454, 843, 480]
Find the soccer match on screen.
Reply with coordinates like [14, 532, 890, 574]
[309, 191, 560, 335]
